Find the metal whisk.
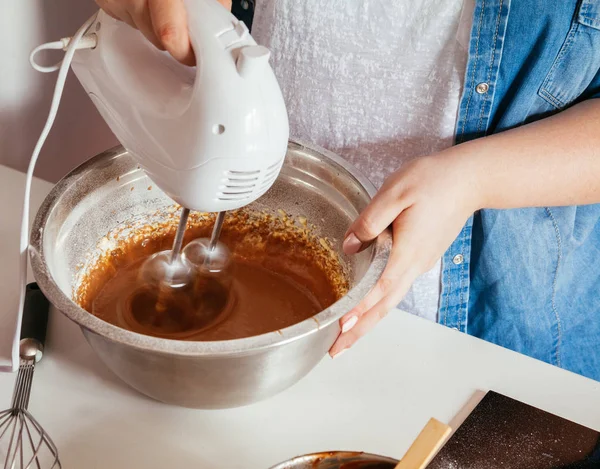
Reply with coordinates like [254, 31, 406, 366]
[0, 283, 60, 469]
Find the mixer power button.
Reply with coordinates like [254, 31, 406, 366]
[236, 46, 271, 78]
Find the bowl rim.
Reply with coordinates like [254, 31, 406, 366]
[268, 450, 399, 468]
[30, 138, 392, 357]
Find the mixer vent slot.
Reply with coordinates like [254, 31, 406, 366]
[260, 160, 283, 190]
[219, 170, 258, 201]
[260, 172, 278, 190]
[263, 168, 278, 179]
[218, 193, 254, 201]
[218, 183, 256, 200]
[223, 183, 255, 189]
[218, 161, 282, 201]
[227, 169, 260, 177]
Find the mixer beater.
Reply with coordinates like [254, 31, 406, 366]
[140, 209, 230, 284]
[136, 207, 233, 330]
[187, 211, 229, 272]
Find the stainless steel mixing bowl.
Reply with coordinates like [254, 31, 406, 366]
[29, 139, 391, 409]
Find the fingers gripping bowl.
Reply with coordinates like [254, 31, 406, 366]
[29, 139, 391, 409]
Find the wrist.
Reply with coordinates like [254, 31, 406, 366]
[436, 142, 490, 213]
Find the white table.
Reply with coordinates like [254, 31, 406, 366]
[1, 164, 599, 468]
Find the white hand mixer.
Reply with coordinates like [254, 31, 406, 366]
[12, 0, 289, 371]
[71, 3, 288, 213]
[68, 2, 289, 293]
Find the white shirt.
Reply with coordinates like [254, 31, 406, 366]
[252, 0, 473, 321]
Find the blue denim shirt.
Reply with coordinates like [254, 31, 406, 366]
[442, 0, 600, 381]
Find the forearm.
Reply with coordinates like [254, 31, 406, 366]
[448, 99, 600, 210]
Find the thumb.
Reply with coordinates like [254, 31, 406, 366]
[343, 188, 406, 255]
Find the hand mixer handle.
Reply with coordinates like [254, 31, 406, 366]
[19, 283, 50, 361]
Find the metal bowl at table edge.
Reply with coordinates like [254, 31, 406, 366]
[29, 139, 392, 409]
[269, 451, 398, 468]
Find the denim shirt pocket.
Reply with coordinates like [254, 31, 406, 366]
[539, 0, 600, 109]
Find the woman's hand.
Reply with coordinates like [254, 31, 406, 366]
[330, 98, 600, 358]
[95, 0, 232, 65]
[329, 149, 482, 357]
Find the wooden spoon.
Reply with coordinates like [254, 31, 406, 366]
[394, 418, 452, 469]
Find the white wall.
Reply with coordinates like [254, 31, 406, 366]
[0, 1, 118, 183]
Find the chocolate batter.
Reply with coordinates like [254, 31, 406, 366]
[77, 210, 348, 341]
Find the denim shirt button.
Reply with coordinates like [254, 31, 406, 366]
[476, 82, 489, 94]
[452, 254, 464, 265]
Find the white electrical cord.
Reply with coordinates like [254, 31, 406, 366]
[30, 34, 98, 73]
[12, 13, 99, 371]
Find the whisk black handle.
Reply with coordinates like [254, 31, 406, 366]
[20, 283, 50, 349]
